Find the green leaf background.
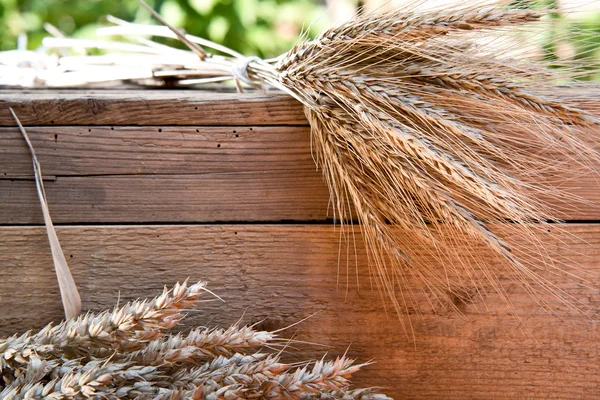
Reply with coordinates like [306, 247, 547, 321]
[0, 0, 598, 79]
[0, 0, 330, 58]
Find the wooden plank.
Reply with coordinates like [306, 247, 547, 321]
[0, 88, 598, 127]
[0, 224, 599, 398]
[0, 126, 314, 176]
[2, 125, 600, 223]
[2, 170, 600, 223]
[0, 172, 331, 224]
[0, 90, 305, 126]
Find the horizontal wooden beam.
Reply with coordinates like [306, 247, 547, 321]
[1, 87, 598, 127]
[0, 126, 313, 176]
[2, 126, 600, 223]
[1, 224, 599, 398]
[0, 172, 331, 224]
[0, 90, 305, 126]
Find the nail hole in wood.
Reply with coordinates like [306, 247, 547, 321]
[158, 128, 162, 133]
[111, 127, 114, 130]
[217, 143, 221, 148]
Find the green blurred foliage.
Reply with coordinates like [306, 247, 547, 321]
[567, 13, 600, 81]
[0, 0, 598, 80]
[511, 0, 600, 81]
[540, 12, 600, 81]
[0, 0, 330, 58]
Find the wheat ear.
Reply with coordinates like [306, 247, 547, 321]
[1, 283, 390, 399]
[274, 3, 600, 326]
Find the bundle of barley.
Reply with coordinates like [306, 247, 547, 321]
[0, 280, 390, 399]
[3, 1, 600, 327]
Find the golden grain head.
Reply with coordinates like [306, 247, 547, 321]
[271, 2, 600, 333]
[0, 282, 390, 398]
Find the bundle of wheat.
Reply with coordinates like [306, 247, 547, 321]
[273, 5, 600, 329]
[0, 280, 390, 399]
[3, 1, 600, 329]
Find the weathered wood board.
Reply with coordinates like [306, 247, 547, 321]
[1, 89, 600, 399]
[0, 90, 304, 126]
[1, 225, 599, 399]
[0, 88, 597, 127]
[1, 126, 600, 223]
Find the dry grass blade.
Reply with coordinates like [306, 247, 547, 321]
[8, 108, 81, 320]
[136, 0, 206, 60]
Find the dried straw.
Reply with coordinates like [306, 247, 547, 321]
[275, 4, 600, 328]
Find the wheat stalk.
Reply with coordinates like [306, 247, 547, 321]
[0, 283, 390, 399]
[271, 3, 600, 328]
[121, 324, 277, 366]
[0, 280, 207, 379]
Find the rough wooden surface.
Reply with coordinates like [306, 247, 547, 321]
[0, 173, 331, 224]
[2, 126, 600, 223]
[0, 90, 305, 126]
[1, 224, 599, 399]
[0, 126, 313, 176]
[0, 88, 598, 127]
[2, 88, 600, 399]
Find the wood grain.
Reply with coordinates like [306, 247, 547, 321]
[0, 90, 305, 126]
[0, 88, 598, 127]
[0, 126, 313, 176]
[0, 172, 331, 224]
[1, 224, 599, 399]
[2, 88, 600, 398]
[2, 125, 600, 223]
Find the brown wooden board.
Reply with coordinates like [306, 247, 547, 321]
[0, 90, 305, 126]
[1, 125, 600, 223]
[0, 88, 598, 127]
[0, 224, 599, 399]
[0, 173, 331, 224]
[2, 88, 600, 398]
[0, 126, 313, 176]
